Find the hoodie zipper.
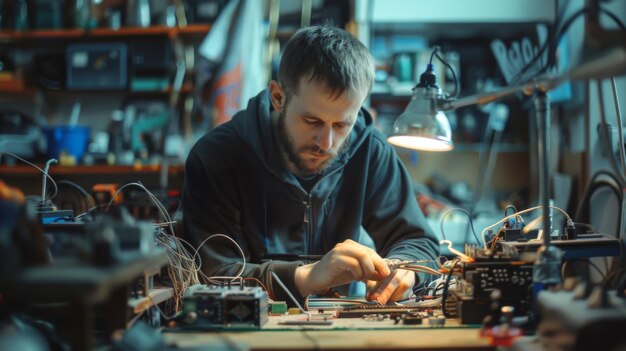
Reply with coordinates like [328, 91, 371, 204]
[303, 196, 311, 224]
[304, 193, 313, 253]
[301, 163, 345, 255]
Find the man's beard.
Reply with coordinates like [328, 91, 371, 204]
[277, 111, 350, 176]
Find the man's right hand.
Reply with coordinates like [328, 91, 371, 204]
[294, 239, 391, 297]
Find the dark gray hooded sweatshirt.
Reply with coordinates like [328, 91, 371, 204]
[182, 88, 439, 306]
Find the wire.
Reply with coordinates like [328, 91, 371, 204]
[146, 293, 180, 321]
[598, 7, 625, 29]
[510, 7, 587, 83]
[270, 270, 310, 319]
[30, 177, 240, 316]
[157, 232, 203, 311]
[105, 182, 176, 236]
[126, 309, 146, 329]
[429, 47, 438, 65]
[402, 265, 442, 276]
[504, 204, 524, 227]
[512, 6, 625, 84]
[480, 205, 572, 248]
[301, 330, 321, 351]
[441, 259, 461, 318]
[480, 129, 503, 206]
[196, 233, 246, 281]
[439, 207, 481, 245]
[433, 50, 459, 98]
[604, 266, 626, 288]
[574, 170, 624, 238]
[439, 240, 473, 262]
[504, 204, 517, 217]
[611, 77, 625, 177]
[402, 296, 443, 308]
[468, 118, 504, 235]
[0, 151, 59, 202]
[242, 277, 275, 300]
[427, 47, 459, 97]
[56, 180, 96, 209]
[596, 81, 626, 207]
[561, 258, 607, 282]
[103, 181, 209, 313]
[386, 259, 430, 269]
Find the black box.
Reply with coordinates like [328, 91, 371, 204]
[67, 43, 128, 90]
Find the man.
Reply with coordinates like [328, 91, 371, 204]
[182, 25, 438, 307]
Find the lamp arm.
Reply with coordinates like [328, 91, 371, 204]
[438, 74, 569, 112]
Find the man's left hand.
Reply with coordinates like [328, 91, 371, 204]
[365, 269, 415, 304]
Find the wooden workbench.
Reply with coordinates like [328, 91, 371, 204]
[164, 315, 495, 350]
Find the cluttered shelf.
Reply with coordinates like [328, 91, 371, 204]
[0, 84, 194, 96]
[0, 164, 184, 176]
[0, 24, 212, 41]
[0, 164, 185, 207]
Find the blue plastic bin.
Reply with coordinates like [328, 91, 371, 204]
[43, 125, 90, 162]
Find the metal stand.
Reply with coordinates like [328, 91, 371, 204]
[534, 90, 552, 249]
[532, 90, 562, 295]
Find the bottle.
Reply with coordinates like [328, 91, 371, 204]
[74, 0, 89, 29]
[14, 0, 28, 31]
[137, 0, 151, 28]
[128, 0, 151, 28]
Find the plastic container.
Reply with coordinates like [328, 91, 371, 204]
[43, 125, 90, 162]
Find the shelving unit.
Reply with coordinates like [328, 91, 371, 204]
[0, 15, 211, 179]
[0, 23, 210, 94]
[0, 164, 185, 197]
[354, 0, 554, 195]
[0, 24, 212, 41]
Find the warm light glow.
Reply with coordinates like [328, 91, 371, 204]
[387, 135, 454, 151]
[388, 66, 455, 152]
[387, 95, 454, 152]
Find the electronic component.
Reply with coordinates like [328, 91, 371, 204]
[459, 261, 533, 299]
[0, 109, 43, 160]
[39, 209, 75, 224]
[537, 287, 626, 351]
[329, 304, 429, 318]
[428, 316, 446, 326]
[129, 39, 172, 91]
[402, 313, 424, 325]
[66, 42, 127, 90]
[500, 236, 622, 259]
[269, 301, 288, 315]
[450, 247, 533, 324]
[180, 285, 268, 329]
[502, 228, 539, 242]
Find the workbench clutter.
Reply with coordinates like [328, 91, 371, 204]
[0, 173, 180, 350]
[0, 0, 625, 350]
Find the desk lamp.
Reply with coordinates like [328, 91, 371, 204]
[388, 44, 626, 286]
[387, 63, 454, 151]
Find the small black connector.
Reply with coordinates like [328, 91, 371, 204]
[565, 219, 577, 240]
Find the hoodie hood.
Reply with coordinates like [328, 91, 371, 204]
[231, 88, 376, 176]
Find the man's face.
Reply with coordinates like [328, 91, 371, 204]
[270, 79, 364, 177]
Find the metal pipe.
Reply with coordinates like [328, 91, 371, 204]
[534, 91, 551, 248]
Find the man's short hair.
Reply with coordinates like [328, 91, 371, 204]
[277, 25, 375, 101]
